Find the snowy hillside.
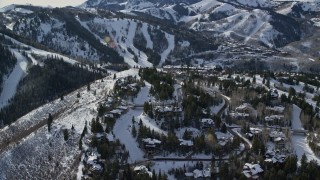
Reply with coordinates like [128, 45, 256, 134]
[13, 13, 100, 61]
[83, 0, 303, 48]
[0, 69, 139, 179]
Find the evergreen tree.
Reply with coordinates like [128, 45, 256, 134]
[47, 113, 53, 132]
[132, 125, 137, 138]
[87, 83, 90, 91]
[221, 123, 227, 133]
[63, 129, 69, 141]
[284, 155, 297, 174]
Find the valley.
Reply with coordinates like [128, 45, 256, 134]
[1, 0, 320, 179]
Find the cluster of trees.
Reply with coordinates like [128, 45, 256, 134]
[143, 102, 154, 118]
[122, 163, 168, 180]
[113, 76, 143, 99]
[252, 137, 266, 155]
[139, 68, 174, 100]
[263, 154, 320, 179]
[82, 118, 129, 179]
[182, 82, 216, 127]
[0, 56, 101, 125]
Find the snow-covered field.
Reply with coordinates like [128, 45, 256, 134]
[291, 135, 320, 164]
[113, 109, 146, 163]
[0, 0, 85, 8]
[291, 104, 304, 130]
[290, 104, 320, 164]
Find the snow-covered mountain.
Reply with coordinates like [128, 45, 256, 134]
[82, 0, 311, 48]
[0, 5, 218, 67]
[0, 0, 86, 8]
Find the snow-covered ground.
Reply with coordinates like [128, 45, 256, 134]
[113, 109, 145, 163]
[290, 104, 320, 164]
[0, 69, 139, 179]
[0, 0, 85, 8]
[291, 104, 304, 130]
[0, 50, 27, 109]
[291, 135, 320, 164]
[113, 77, 150, 163]
[136, 113, 168, 136]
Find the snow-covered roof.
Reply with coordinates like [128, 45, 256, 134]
[201, 118, 214, 125]
[133, 165, 152, 177]
[203, 168, 211, 177]
[142, 138, 161, 145]
[269, 131, 285, 138]
[249, 127, 262, 134]
[104, 113, 114, 118]
[110, 109, 122, 114]
[243, 163, 263, 178]
[185, 172, 193, 177]
[87, 154, 98, 166]
[192, 168, 211, 178]
[230, 112, 250, 118]
[118, 106, 128, 110]
[134, 165, 148, 171]
[274, 137, 284, 142]
[236, 103, 252, 112]
[91, 164, 102, 171]
[215, 131, 233, 140]
[266, 106, 285, 113]
[265, 115, 284, 121]
[193, 169, 203, 178]
[179, 139, 193, 146]
[265, 150, 287, 163]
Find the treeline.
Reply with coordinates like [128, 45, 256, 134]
[139, 68, 174, 100]
[0, 56, 102, 125]
[0, 43, 17, 92]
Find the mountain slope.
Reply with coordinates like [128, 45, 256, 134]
[84, 0, 303, 48]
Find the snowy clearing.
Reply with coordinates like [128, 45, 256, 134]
[113, 109, 146, 163]
[291, 104, 304, 130]
[291, 135, 320, 164]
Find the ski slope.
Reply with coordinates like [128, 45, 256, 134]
[0, 50, 27, 110]
[159, 33, 175, 67]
